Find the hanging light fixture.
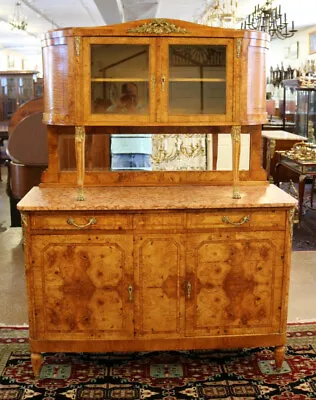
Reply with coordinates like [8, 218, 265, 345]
[196, 0, 243, 29]
[241, 0, 297, 40]
[9, 1, 28, 31]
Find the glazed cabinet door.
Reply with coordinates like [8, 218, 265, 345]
[185, 231, 286, 337]
[29, 233, 134, 340]
[133, 233, 185, 338]
[82, 37, 157, 125]
[158, 37, 234, 123]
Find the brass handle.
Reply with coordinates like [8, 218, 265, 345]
[67, 217, 96, 229]
[187, 281, 192, 299]
[128, 285, 133, 302]
[222, 215, 250, 226]
[151, 76, 156, 93]
[161, 75, 166, 92]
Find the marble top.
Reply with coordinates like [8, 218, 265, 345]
[17, 184, 297, 211]
[262, 130, 307, 141]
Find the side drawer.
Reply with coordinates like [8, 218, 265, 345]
[30, 212, 132, 230]
[187, 209, 287, 230]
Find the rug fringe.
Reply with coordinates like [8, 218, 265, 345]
[288, 319, 316, 324]
[0, 323, 29, 328]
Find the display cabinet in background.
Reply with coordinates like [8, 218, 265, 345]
[0, 70, 39, 121]
[281, 79, 316, 141]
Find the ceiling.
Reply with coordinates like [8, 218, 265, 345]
[0, 0, 315, 58]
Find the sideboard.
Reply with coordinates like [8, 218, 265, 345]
[17, 18, 297, 377]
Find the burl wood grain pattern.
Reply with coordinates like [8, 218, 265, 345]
[31, 234, 134, 339]
[19, 199, 295, 378]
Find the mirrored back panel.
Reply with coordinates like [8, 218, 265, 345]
[59, 133, 250, 172]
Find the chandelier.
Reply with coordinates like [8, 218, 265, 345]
[196, 0, 243, 29]
[241, 0, 297, 40]
[9, 1, 28, 31]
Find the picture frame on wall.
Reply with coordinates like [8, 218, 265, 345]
[284, 42, 299, 60]
[289, 42, 299, 60]
[309, 31, 316, 54]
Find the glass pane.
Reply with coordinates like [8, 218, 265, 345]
[59, 133, 250, 172]
[91, 44, 149, 114]
[169, 45, 226, 114]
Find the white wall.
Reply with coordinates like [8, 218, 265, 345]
[267, 25, 316, 71]
[0, 49, 42, 75]
[266, 25, 316, 104]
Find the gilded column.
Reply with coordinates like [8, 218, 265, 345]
[231, 125, 241, 199]
[75, 126, 85, 201]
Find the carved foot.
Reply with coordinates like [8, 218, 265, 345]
[31, 352, 43, 378]
[274, 345, 285, 370]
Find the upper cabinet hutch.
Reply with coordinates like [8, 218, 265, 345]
[18, 19, 297, 377]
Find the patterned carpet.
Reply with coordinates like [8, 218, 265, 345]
[278, 182, 316, 251]
[0, 324, 316, 399]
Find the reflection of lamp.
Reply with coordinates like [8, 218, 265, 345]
[241, 0, 297, 40]
[10, 1, 28, 31]
[196, 0, 243, 29]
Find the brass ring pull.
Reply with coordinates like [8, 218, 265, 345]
[128, 285, 133, 302]
[222, 215, 250, 226]
[187, 281, 192, 299]
[67, 217, 96, 229]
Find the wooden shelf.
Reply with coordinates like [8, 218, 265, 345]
[169, 78, 226, 82]
[91, 78, 148, 82]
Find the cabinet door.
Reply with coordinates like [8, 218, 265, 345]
[185, 231, 286, 337]
[30, 233, 134, 340]
[134, 234, 185, 338]
[159, 38, 234, 123]
[83, 37, 157, 124]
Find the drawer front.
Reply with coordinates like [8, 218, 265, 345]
[187, 209, 286, 230]
[133, 213, 185, 230]
[31, 213, 132, 230]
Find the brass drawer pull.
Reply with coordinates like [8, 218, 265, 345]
[67, 217, 96, 229]
[187, 281, 192, 299]
[222, 215, 250, 226]
[128, 285, 133, 302]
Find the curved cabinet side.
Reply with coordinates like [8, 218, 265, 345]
[42, 37, 78, 125]
[240, 36, 270, 125]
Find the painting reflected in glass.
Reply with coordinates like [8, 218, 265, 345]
[59, 133, 250, 172]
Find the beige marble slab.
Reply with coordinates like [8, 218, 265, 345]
[18, 184, 297, 211]
[262, 130, 307, 141]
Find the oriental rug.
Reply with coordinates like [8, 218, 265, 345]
[0, 323, 316, 400]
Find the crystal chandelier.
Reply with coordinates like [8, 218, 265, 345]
[241, 0, 297, 40]
[196, 0, 243, 29]
[9, 1, 28, 31]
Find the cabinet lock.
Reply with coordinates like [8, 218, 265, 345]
[128, 285, 133, 302]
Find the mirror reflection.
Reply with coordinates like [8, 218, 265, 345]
[59, 133, 250, 172]
[91, 44, 149, 114]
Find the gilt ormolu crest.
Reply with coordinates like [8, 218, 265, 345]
[127, 19, 189, 34]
